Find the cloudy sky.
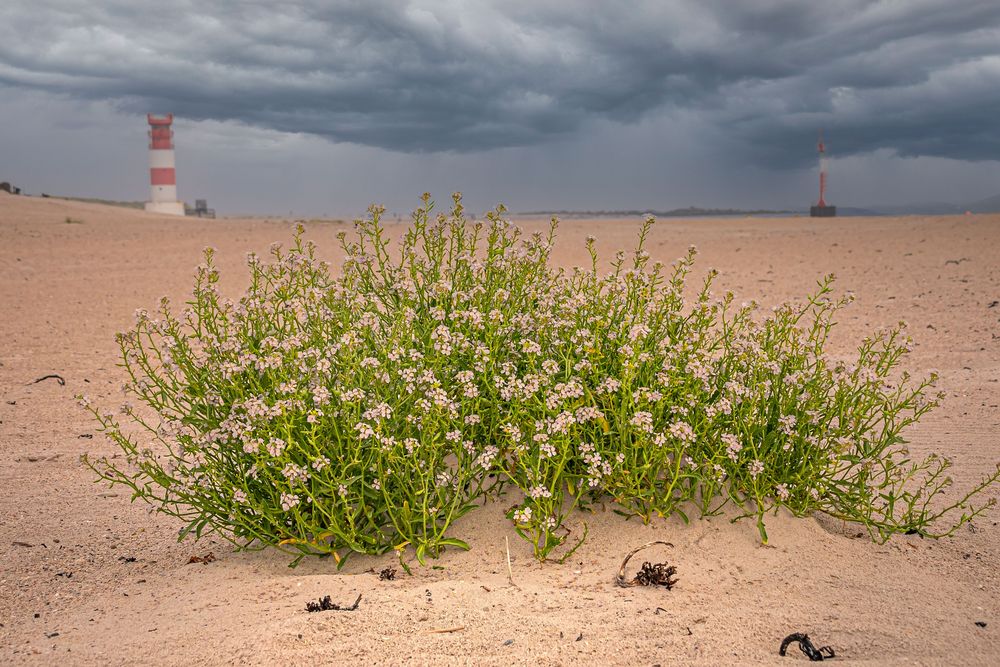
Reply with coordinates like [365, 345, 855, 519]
[2, 0, 999, 216]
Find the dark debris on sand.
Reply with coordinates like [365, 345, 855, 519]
[632, 561, 678, 589]
[779, 633, 835, 661]
[305, 593, 362, 613]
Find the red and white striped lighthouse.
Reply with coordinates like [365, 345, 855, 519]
[144, 114, 185, 215]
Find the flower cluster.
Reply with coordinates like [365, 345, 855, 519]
[83, 193, 999, 567]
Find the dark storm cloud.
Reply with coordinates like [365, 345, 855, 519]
[1, 1, 998, 165]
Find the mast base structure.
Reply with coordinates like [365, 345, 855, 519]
[810, 205, 837, 217]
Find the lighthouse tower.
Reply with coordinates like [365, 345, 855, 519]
[144, 114, 185, 216]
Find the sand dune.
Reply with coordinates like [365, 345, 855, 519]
[1, 193, 998, 665]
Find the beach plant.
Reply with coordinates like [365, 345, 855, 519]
[83, 193, 1000, 566]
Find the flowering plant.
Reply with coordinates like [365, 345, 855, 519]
[83, 194, 999, 565]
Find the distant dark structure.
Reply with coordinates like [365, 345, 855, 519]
[0, 181, 22, 195]
[186, 198, 216, 218]
[810, 131, 836, 217]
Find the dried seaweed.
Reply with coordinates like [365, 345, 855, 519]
[30, 374, 65, 386]
[305, 593, 362, 613]
[615, 541, 677, 589]
[779, 633, 835, 661]
[378, 567, 396, 581]
[186, 552, 215, 564]
[633, 561, 678, 588]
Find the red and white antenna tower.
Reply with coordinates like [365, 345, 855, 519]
[144, 114, 185, 215]
[810, 129, 836, 217]
[817, 130, 827, 207]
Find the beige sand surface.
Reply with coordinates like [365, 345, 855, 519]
[1, 192, 998, 665]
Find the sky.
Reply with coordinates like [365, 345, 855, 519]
[1, 0, 999, 217]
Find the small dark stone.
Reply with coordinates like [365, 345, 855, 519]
[975, 621, 987, 628]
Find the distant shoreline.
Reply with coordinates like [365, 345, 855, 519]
[518, 207, 799, 218]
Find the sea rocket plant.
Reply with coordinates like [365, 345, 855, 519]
[84, 193, 999, 565]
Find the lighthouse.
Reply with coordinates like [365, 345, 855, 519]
[144, 114, 185, 215]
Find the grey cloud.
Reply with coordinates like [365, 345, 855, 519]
[0, 1, 998, 165]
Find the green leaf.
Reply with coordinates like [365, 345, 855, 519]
[437, 537, 471, 551]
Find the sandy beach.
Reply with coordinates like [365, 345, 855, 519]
[1, 192, 998, 665]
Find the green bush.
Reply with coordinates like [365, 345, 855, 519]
[83, 193, 999, 566]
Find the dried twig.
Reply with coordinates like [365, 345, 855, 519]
[505, 535, 519, 589]
[426, 626, 465, 634]
[615, 540, 676, 588]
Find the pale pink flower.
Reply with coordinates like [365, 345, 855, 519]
[280, 493, 300, 511]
